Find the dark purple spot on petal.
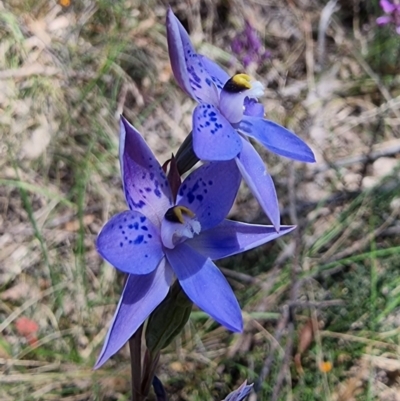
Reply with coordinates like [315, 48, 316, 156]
[187, 193, 194, 204]
[134, 235, 144, 245]
[131, 200, 145, 209]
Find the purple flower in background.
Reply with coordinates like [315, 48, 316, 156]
[166, 9, 315, 230]
[377, 0, 400, 34]
[231, 21, 271, 68]
[95, 117, 296, 368]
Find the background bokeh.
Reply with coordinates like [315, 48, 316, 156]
[1, 0, 400, 400]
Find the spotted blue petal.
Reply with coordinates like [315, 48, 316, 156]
[192, 104, 242, 161]
[120, 117, 173, 226]
[199, 55, 229, 91]
[177, 160, 240, 231]
[166, 9, 219, 105]
[96, 210, 163, 275]
[166, 8, 196, 98]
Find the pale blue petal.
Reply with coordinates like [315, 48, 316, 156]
[177, 160, 241, 231]
[238, 115, 316, 163]
[188, 220, 296, 260]
[244, 97, 264, 117]
[166, 10, 218, 105]
[120, 117, 173, 226]
[160, 215, 201, 250]
[235, 138, 280, 229]
[192, 104, 242, 160]
[96, 210, 163, 275]
[94, 259, 173, 368]
[199, 55, 229, 91]
[166, 243, 242, 332]
[219, 88, 248, 124]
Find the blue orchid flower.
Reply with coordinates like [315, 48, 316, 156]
[95, 116, 295, 368]
[166, 9, 315, 229]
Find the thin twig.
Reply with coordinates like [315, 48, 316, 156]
[317, 0, 338, 67]
[286, 299, 344, 309]
[271, 321, 294, 401]
[0, 64, 60, 79]
[220, 267, 262, 285]
[253, 306, 290, 394]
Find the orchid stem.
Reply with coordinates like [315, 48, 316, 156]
[141, 350, 160, 397]
[129, 325, 143, 401]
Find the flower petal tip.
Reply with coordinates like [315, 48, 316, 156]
[223, 316, 243, 333]
[306, 150, 317, 163]
[235, 319, 244, 333]
[166, 7, 179, 25]
[223, 311, 243, 333]
[119, 115, 138, 135]
[93, 359, 104, 370]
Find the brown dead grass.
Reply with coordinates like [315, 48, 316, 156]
[1, 0, 400, 400]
